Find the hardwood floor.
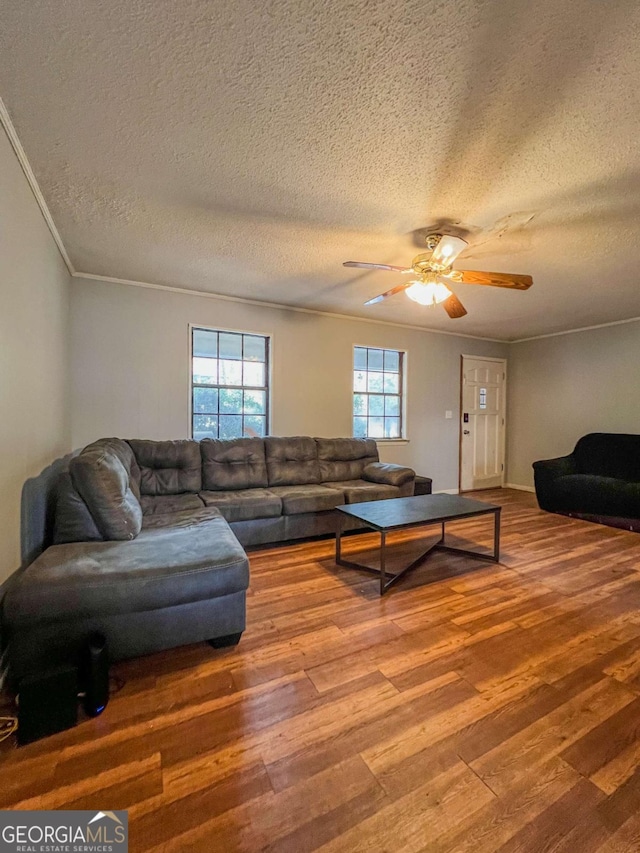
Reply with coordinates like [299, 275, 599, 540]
[3, 488, 640, 851]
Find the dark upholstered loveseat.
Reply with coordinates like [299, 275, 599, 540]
[2, 436, 415, 679]
[533, 433, 640, 532]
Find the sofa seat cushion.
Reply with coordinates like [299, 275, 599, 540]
[199, 488, 282, 522]
[329, 479, 402, 504]
[142, 506, 224, 530]
[140, 493, 205, 516]
[553, 474, 640, 517]
[4, 515, 249, 626]
[267, 484, 345, 515]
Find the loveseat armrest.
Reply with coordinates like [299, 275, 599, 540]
[532, 454, 576, 479]
[532, 454, 576, 511]
[362, 462, 415, 487]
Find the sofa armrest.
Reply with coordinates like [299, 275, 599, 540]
[532, 454, 576, 511]
[362, 462, 415, 487]
[532, 455, 576, 479]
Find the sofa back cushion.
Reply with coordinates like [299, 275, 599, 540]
[316, 437, 379, 482]
[128, 439, 202, 495]
[574, 433, 640, 481]
[69, 444, 143, 540]
[201, 437, 268, 490]
[53, 472, 104, 544]
[93, 437, 141, 498]
[265, 436, 321, 486]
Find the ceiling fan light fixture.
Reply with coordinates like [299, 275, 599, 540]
[428, 235, 469, 271]
[346, 230, 531, 315]
[405, 280, 453, 306]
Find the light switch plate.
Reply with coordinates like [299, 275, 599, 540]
[445, 410, 453, 419]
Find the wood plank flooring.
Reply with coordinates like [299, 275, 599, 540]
[2, 489, 640, 851]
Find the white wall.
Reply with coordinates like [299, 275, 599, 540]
[506, 320, 640, 487]
[70, 278, 507, 492]
[0, 126, 71, 583]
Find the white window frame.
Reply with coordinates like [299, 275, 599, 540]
[189, 323, 272, 440]
[352, 344, 407, 442]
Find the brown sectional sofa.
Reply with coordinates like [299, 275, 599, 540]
[2, 436, 415, 680]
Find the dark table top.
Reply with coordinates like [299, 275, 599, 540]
[336, 493, 500, 531]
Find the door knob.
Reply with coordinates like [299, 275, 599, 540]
[463, 429, 470, 435]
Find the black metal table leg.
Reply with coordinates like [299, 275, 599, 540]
[493, 507, 501, 561]
[334, 502, 502, 595]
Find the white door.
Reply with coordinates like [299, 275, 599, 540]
[460, 356, 506, 491]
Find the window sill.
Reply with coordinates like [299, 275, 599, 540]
[371, 439, 410, 445]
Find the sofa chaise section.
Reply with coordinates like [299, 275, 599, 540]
[4, 510, 249, 679]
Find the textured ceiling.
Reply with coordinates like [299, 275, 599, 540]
[1, 0, 640, 340]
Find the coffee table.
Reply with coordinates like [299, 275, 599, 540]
[335, 494, 501, 595]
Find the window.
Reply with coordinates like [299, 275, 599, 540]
[353, 346, 404, 439]
[191, 327, 269, 440]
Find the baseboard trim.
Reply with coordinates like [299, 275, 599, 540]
[435, 488, 460, 495]
[504, 483, 536, 493]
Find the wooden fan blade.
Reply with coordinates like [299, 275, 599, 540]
[459, 270, 533, 290]
[364, 282, 411, 305]
[344, 261, 412, 273]
[442, 293, 467, 318]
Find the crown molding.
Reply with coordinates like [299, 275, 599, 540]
[0, 95, 75, 274]
[76, 271, 640, 343]
[512, 315, 640, 343]
[72, 272, 507, 342]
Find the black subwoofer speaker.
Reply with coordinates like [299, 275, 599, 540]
[80, 631, 109, 717]
[17, 665, 78, 745]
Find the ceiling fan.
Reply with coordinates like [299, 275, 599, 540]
[343, 234, 533, 318]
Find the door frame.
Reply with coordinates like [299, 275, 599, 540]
[458, 354, 507, 492]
